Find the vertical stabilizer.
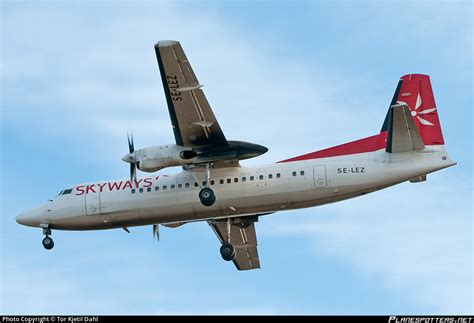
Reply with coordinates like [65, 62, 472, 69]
[381, 74, 445, 147]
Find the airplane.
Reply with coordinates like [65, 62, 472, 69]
[16, 40, 456, 270]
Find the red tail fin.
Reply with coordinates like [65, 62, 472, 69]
[382, 74, 444, 145]
[279, 74, 445, 163]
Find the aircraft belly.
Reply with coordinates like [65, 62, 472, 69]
[50, 214, 114, 230]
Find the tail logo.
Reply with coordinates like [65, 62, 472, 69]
[397, 93, 437, 126]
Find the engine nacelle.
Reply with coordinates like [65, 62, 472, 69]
[134, 144, 192, 173]
[124, 141, 267, 173]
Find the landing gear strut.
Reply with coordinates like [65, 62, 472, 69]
[42, 227, 54, 250]
[220, 218, 235, 261]
[186, 163, 216, 207]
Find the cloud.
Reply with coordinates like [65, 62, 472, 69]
[1, 0, 471, 315]
[1, 1, 391, 166]
[261, 176, 473, 313]
[1, 237, 285, 315]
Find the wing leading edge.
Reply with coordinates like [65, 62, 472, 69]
[154, 41, 227, 148]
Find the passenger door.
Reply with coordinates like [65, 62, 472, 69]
[85, 190, 101, 215]
[313, 165, 327, 188]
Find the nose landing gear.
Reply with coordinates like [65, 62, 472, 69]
[42, 227, 54, 250]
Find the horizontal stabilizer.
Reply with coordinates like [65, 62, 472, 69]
[386, 103, 425, 153]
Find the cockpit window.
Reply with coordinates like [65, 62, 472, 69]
[57, 191, 64, 196]
[62, 189, 73, 195]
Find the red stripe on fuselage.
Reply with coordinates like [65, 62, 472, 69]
[278, 132, 388, 163]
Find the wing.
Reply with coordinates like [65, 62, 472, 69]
[209, 216, 260, 270]
[154, 40, 227, 148]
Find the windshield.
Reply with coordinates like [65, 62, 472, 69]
[56, 188, 72, 197]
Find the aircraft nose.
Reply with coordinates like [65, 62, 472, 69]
[16, 206, 45, 227]
[16, 213, 26, 225]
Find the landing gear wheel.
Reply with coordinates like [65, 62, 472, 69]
[220, 243, 236, 261]
[199, 187, 216, 207]
[42, 236, 54, 250]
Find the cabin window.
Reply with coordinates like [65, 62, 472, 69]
[147, 187, 151, 192]
[276, 173, 281, 178]
[220, 179, 224, 184]
[163, 185, 168, 190]
[242, 177, 246, 182]
[194, 182, 199, 187]
[234, 178, 238, 183]
[300, 170, 305, 176]
[202, 181, 207, 187]
[185, 183, 190, 188]
[250, 176, 255, 181]
[292, 171, 297, 176]
[178, 183, 182, 188]
[227, 178, 231, 184]
[171, 184, 175, 189]
[211, 180, 215, 185]
[62, 189, 73, 195]
[131, 189, 136, 194]
[259, 175, 264, 180]
[268, 174, 273, 179]
[139, 188, 143, 193]
[155, 186, 159, 191]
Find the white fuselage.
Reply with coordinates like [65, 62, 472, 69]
[18, 145, 455, 230]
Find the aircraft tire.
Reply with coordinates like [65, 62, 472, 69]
[199, 187, 216, 206]
[220, 243, 236, 261]
[42, 236, 54, 250]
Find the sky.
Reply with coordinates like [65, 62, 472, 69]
[1, 0, 472, 315]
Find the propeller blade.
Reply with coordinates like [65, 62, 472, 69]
[130, 163, 137, 184]
[125, 132, 137, 184]
[153, 224, 160, 242]
[127, 132, 134, 153]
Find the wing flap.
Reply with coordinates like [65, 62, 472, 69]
[209, 217, 260, 271]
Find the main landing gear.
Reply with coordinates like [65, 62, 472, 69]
[199, 187, 215, 207]
[220, 243, 235, 261]
[186, 163, 216, 207]
[42, 227, 54, 250]
[220, 218, 235, 261]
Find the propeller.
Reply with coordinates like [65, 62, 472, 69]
[122, 133, 137, 184]
[153, 224, 160, 242]
[127, 132, 134, 153]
